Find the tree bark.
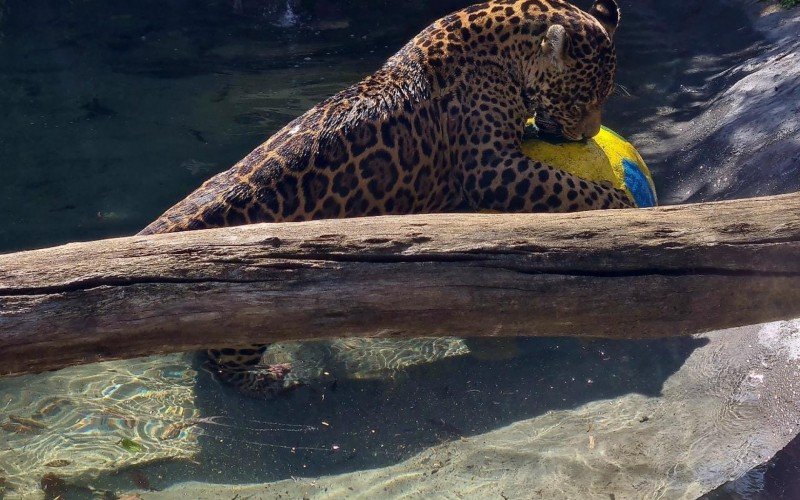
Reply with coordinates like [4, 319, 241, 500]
[1, 192, 799, 377]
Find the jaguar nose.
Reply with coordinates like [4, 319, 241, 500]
[582, 110, 602, 139]
[584, 123, 602, 139]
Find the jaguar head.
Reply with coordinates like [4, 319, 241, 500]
[527, 0, 620, 141]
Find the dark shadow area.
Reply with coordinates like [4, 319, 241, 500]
[77, 336, 706, 492]
[703, 431, 800, 499]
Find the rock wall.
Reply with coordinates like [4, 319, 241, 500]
[627, 0, 799, 203]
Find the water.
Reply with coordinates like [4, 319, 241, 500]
[0, 0, 797, 498]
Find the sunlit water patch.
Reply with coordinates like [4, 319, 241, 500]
[0, 355, 199, 497]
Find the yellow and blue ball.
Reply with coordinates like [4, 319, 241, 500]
[520, 122, 658, 208]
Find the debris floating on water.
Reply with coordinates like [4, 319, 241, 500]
[9, 414, 48, 430]
[128, 470, 160, 491]
[40, 473, 67, 499]
[118, 438, 144, 453]
[44, 460, 71, 468]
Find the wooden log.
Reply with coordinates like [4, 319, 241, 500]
[1, 192, 799, 377]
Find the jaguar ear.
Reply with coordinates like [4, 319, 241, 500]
[540, 24, 568, 70]
[589, 0, 620, 38]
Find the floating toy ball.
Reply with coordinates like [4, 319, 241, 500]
[520, 122, 658, 208]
